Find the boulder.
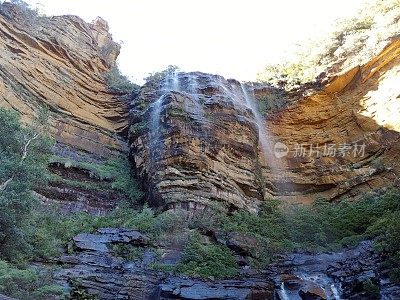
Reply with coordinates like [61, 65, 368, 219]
[73, 228, 149, 252]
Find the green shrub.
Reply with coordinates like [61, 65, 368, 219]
[22, 204, 158, 260]
[129, 121, 148, 137]
[110, 244, 144, 261]
[68, 278, 97, 300]
[363, 279, 380, 298]
[144, 65, 179, 85]
[176, 231, 238, 279]
[187, 189, 400, 273]
[104, 66, 139, 94]
[257, 0, 400, 90]
[0, 108, 52, 260]
[0, 260, 64, 300]
[49, 156, 143, 205]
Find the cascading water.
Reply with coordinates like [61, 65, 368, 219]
[187, 74, 204, 118]
[331, 283, 341, 300]
[277, 282, 290, 300]
[274, 275, 342, 300]
[149, 95, 164, 161]
[296, 273, 342, 300]
[165, 70, 180, 91]
[149, 71, 180, 162]
[240, 83, 275, 166]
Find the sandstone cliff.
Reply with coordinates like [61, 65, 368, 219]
[130, 73, 265, 211]
[0, 2, 128, 157]
[130, 40, 400, 209]
[0, 2, 398, 212]
[0, 2, 131, 212]
[266, 39, 400, 203]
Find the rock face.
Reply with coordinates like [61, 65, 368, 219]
[73, 228, 149, 252]
[0, 2, 131, 212]
[0, 2, 128, 157]
[0, 3, 399, 212]
[130, 40, 400, 209]
[130, 73, 265, 211]
[55, 228, 275, 300]
[265, 40, 400, 203]
[274, 241, 400, 300]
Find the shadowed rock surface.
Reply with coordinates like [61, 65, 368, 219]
[55, 228, 275, 300]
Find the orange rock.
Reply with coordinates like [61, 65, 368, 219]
[0, 3, 128, 157]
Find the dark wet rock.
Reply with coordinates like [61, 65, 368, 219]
[273, 241, 400, 300]
[73, 233, 110, 252]
[280, 274, 303, 290]
[73, 228, 149, 252]
[160, 249, 182, 266]
[58, 228, 275, 300]
[55, 251, 163, 299]
[226, 232, 260, 257]
[140, 249, 157, 268]
[299, 288, 326, 300]
[159, 277, 274, 300]
[213, 230, 259, 257]
[97, 227, 150, 245]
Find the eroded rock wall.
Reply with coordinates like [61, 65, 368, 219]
[0, 3, 128, 157]
[130, 73, 265, 211]
[0, 3, 131, 212]
[266, 40, 400, 203]
[130, 40, 400, 210]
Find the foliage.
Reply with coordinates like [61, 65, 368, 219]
[104, 66, 139, 94]
[23, 204, 157, 260]
[129, 121, 148, 137]
[110, 244, 144, 261]
[363, 279, 380, 298]
[176, 231, 238, 279]
[191, 189, 400, 273]
[0, 108, 52, 261]
[68, 278, 97, 300]
[257, 0, 400, 90]
[370, 209, 400, 282]
[256, 92, 286, 115]
[91, 157, 143, 203]
[0, 260, 64, 300]
[49, 156, 143, 205]
[144, 65, 179, 85]
[0, 0, 40, 23]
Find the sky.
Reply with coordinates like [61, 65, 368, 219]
[24, 0, 365, 84]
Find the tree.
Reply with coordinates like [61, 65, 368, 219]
[0, 108, 52, 260]
[143, 65, 180, 84]
[104, 66, 140, 95]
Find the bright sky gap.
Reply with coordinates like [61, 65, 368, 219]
[26, 0, 364, 84]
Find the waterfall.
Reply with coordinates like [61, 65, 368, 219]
[240, 83, 273, 164]
[165, 70, 180, 91]
[149, 95, 164, 161]
[163, 71, 180, 92]
[188, 74, 204, 118]
[331, 284, 341, 300]
[296, 273, 342, 300]
[277, 282, 290, 300]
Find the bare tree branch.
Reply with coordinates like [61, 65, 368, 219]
[21, 132, 39, 161]
[0, 177, 13, 192]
